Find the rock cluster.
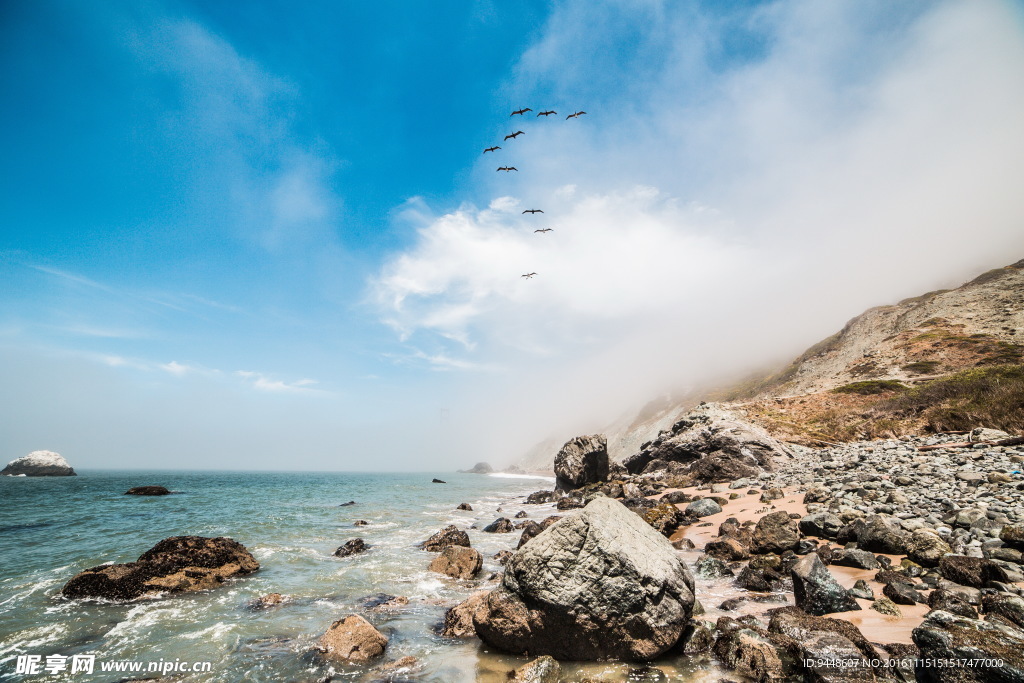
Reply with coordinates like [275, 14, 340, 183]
[62, 536, 259, 601]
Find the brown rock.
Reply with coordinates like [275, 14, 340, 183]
[420, 525, 470, 552]
[62, 536, 259, 601]
[428, 546, 482, 579]
[750, 511, 800, 554]
[441, 590, 489, 637]
[318, 614, 387, 662]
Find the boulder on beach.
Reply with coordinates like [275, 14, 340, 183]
[442, 590, 490, 637]
[621, 404, 792, 483]
[913, 609, 1024, 682]
[554, 434, 609, 491]
[472, 497, 695, 661]
[62, 536, 259, 601]
[318, 614, 388, 663]
[125, 486, 170, 496]
[750, 511, 801, 555]
[428, 546, 482, 579]
[938, 554, 1009, 588]
[2, 450, 76, 476]
[791, 553, 861, 616]
[421, 525, 470, 552]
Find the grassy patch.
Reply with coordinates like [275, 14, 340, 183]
[877, 364, 1024, 433]
[833, 380, 907, 395]
[902, 361, 942, 375]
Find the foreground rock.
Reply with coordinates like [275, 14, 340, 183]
[791, 554, 861, 616]
[428, 546, 482, 579]
[2, 450, 76, 476]
[442, 591, 489, 637]
[62, 536, 259, 601]
[420, 525, 470, 551]
[913, 609, 1024, 681]
[508, 656, 560, 683]
[318, 614, 387, 662]
[554, 434, 609, 491]
[473, 497, 695, 660]
[125, 486, 170, 496]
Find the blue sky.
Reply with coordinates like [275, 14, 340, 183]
[3, 0, 1024, 471]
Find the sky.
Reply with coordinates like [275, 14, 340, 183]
[2, 0, 1024, 471]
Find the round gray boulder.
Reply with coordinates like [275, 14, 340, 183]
[473, 497, 695, 660]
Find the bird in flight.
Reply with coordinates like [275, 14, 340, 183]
[522, 209, 544, 214]
[566, 111, 587, 119]
[534, 228, 553, 233]
[483, 146, 500, 154]
[497, 166, 518, 172]
[511, 108, 532, 116]
[521, 272, 537, 279]
[504, 131, 525, 140]
[537, 110, 557, 117]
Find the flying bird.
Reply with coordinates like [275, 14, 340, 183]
[566, 111, 587, 119]
[521, 272, 537, 279]
[534, 228, 553, 233]
[504, 131, 525, 140]
[511, 108, 532, 116]
[537, 110, 557, 117]
[497, 166, 518, 172]
[483, 146, 500, 154]
[522, 209, 544, 214]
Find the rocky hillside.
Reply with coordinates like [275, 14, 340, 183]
[517, 258, 1024, 469]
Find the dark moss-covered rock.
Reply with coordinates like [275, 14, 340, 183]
[334, 538, 368, 557]
[913, 610, 1024, 682]
[928, 588, 979, 619]
[641, 503, 687, 537]
[62, 536, 259, 601]
[124, 486, 170, 496]
[938, 555, 1010, 588]
[421, 525, 470, 552]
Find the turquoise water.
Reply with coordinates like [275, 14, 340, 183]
[0, 471, 725, 682]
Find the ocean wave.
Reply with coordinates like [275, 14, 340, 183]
[487, 472, 555, 481]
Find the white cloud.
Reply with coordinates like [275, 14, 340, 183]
[370, 0, 1024, 461]
[234, 370, 325, 394]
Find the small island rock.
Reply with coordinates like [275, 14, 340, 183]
[2, 450, 76, 477]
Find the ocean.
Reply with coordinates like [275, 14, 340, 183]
[0, 471, 726, 682]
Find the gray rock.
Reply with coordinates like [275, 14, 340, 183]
[685, 498, 722, 518]
[554, 434, 609, 491]
[848, 579, 874, 600]
[799, 512, 843, 539]
[473, 497, 695, 660]
[791, 554, 861, 616]
[832, 548, 880, 570]
[906, 528, 952, 567]
[694, 554, 734, 578]
[856, 515, 912, 554]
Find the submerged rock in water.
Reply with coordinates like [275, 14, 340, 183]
[554, 434, 609, 491]
[318, 614, 387, 663]
[334, 538, 368, 558]
[62, 536, 259, 601]
[125, 486, 170, 496]
[2, 450, 76, 477]
[431, 478, 447, 484]
[428, 546, 482, 579]
[420, 525, 470, 552]
[508, 655, 560, 683]
[473, 497, 695, 661]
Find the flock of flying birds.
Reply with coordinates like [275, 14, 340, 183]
[482, 106, 587, 280]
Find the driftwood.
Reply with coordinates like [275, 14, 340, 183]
[918, 436, 1024, 451]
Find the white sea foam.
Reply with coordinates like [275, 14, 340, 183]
[487, 472, 555, 481]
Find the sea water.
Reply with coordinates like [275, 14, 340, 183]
[0, 471, 727, 682]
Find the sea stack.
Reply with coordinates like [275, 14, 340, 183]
[2, 451, 76, 476]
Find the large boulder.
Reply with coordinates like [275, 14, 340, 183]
[473, 497, 695, 660]
[750, 511, 801, 555]
[938, 555, 1010, 588]
[420, 525, 470, 552]
[2, 450, 76, 476]
[621, 404, 792, 483]
[428, 546, 482, 580]
[913, 610, 1024, 682]
[62, 536, 258, 601]
[906, 528, 952, 567]
[791, 554, 861, 616]
[318, 614, 387, 662]
[554, 435, 609, 491]
[855, 515, 912, 555]
[442, 591, 489, 637]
